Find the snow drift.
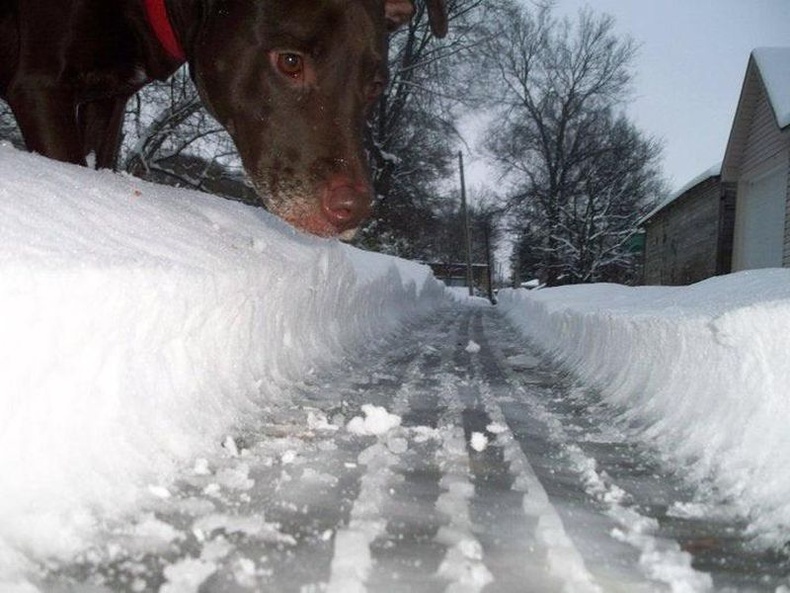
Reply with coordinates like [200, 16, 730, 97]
[497, 273, 790, 549]
[0, 145, 447, 576]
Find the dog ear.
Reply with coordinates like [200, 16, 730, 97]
[385, 0, 448, 39]
[425, 0, 448, 38]
[384, 0, 415, 31]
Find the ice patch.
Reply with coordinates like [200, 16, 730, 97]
[192, 514, 296, 546]
[505, 353, 540, 370]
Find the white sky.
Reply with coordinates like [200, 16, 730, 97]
[554, 0, 790, 193]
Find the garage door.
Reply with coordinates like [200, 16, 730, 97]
[733, 166, 787, 271]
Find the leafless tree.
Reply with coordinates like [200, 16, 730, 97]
[120, 67, 251, 202]
[357, 0, 488, 257]
[0, 101, 23, 149]
[483, 1, 665, 285]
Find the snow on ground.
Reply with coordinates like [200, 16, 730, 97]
[497, 272, 790, 550]
[5, 140, 790, 590]
[0, 145, 448, 583]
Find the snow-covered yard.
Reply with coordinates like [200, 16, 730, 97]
[2, 144, 790, 590]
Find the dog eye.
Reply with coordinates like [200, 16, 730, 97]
[367, 82, 384, 104]
[276, 53, 304, 78]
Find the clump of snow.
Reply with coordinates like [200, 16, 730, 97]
[161, 557, 218, 593]
[486, 422, 507, 435]
[497, 270, 790, 548]
[464, 339, 481, 353]
[469, 432, 488, 452]
[565, 445, 712, 591]
[0, 145, 448, 581]
[346, 404, 402, 436]
[435, 426, 494, 591]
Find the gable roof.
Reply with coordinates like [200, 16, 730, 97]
[721, 47, 790, 181]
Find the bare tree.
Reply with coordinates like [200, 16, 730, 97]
[120, 68, 251, 201]
[0, 100, 22, 149]
[483, 1, 664, 284]
[357, 0, 488, 257]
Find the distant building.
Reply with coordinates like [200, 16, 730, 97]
[426, 262, 491, 295]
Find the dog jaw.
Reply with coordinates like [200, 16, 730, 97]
[255, 176, 371, 241]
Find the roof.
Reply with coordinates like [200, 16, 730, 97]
[722, 48, 790, 181]
[753, 47, 790, 129]
[639, 162, 721, 226]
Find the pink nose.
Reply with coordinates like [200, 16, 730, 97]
[320, 179, 372, 233]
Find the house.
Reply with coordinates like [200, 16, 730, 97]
[640, 164, 736, 285]
[641, 47, 789, 285]
[426, 262, 492, 296]
[722, 47, 790, 271]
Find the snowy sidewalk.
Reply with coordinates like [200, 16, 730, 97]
[35, 304, 787, 593]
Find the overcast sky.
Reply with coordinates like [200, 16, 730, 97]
[553, 0, 790, 193]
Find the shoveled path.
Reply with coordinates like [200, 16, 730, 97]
[44, 304, 789, 592]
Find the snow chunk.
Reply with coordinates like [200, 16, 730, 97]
[486, 422, 507, 435]
[161, 557, 217, 593]
[307, 410, 339, 432]
[346, 405, 402, 436]
[147, 485, 172, 500]
[193, 458, 212, 476]
[465, 340, 481, 353]
[192, 513, 296, 545]
[469, 432, 488, 452]
[214, 463, 254, 491]
[222, 436, 241, 458]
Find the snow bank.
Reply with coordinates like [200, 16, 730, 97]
[0, 145, 447, 576]
[497, 271, 790, 548]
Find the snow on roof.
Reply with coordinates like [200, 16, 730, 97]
[639, 162, 722, 225]
[753, 47, 790, 129]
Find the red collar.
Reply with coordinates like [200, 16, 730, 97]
[143, 0, 185, 62]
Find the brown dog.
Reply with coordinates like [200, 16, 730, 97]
[0, 0, 447, 238]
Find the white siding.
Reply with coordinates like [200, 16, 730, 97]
[733, 165, 787, 270]
[732, 81, 790, 269]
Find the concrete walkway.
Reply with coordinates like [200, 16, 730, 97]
[43, 305, 788, 592]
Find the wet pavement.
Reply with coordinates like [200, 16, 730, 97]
[40, 304, 790, 592]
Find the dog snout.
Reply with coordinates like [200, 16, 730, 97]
[320, 176, 373, 234]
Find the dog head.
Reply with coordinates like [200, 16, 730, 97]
[191, 0, 447, 239]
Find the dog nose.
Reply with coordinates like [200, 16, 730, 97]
[320, 178, 372, 233]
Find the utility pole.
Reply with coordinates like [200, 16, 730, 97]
[458, 151, 474, 297]
[483, 217, 494, 303]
